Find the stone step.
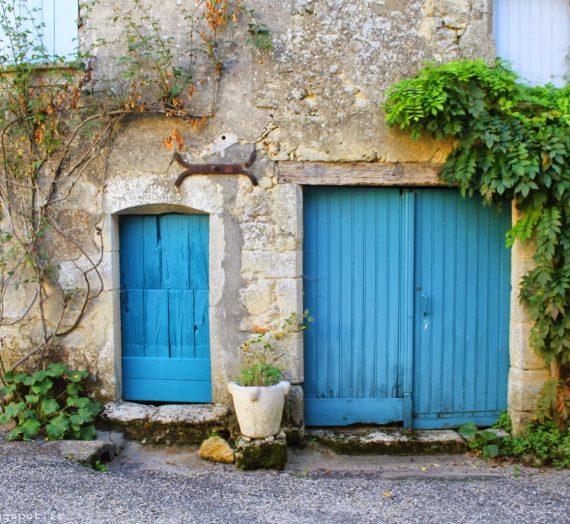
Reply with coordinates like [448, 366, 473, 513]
[307, 427, 467, 455]
[101, 401, 230, 446]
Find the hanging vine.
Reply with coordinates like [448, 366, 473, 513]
[385, 59, 570, 429]
[0, 0, 264, 377]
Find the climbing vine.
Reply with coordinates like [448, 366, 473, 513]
[0, 0, 265, 382]
[385, 59, 570, 429]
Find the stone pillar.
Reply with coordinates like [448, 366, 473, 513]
[508, 204, 550, 435]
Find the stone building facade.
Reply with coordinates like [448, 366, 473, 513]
[1, 0, 553, 435]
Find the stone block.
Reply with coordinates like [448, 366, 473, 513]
[241, 251, 301, 279]
[508, 367, 551, 412]
[235, 434, 288, 470]
[275, 278, 303, 317]
[199, 436, 235, 464]
[45, 432, 125, 466]
[509, 408, 536, 436]
[282, 385, 304, 427]
[510, 322, 546, 370]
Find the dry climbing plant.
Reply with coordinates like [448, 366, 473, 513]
[0, 0, 265, 380]
[385, 59, 570, 430]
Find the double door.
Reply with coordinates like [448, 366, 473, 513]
[303, 187, 511, 428]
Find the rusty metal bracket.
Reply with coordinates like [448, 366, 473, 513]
[173, 150, 258, 188]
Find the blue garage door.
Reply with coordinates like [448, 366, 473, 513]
[303, 187, 511, 429]
[119, 214, 211, 402]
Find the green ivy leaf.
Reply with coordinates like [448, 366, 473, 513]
[45, 363, 68, 377]
[0, 383, 17, 396]
[68, 370, 89, 383]
[458, 421, 478, 438]
[41, 398, 59, 415]
[483, 444, 500, 458]
[24, 394, 39, 404]
[79, 424, 97, 441]
[19, 418, 41, 440]
[45, 413, 70, 440]
[31, 378, 53, 395]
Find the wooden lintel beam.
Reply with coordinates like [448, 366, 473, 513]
[278, 161, 447, 187]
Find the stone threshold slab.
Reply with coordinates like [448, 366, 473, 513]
[307, 428, 467, 455]
[101, 401, 230, 446]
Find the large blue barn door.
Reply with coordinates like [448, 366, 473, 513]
[119, 214, 211, 402]
[303, 187, 510, 428]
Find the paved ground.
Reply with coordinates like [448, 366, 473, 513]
[1, 440, 569, 524]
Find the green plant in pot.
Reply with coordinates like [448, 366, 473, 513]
[228, 311, 311, 438]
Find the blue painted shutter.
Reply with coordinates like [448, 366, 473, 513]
[0, 1, 77, 61]
[120, 214, 212, 403]
[40, 0, 78, 58]
[494, 0, 570, 86]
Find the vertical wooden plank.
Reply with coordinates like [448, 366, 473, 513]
[143, 290, 169, 357]
[189, 215, 209, 289]
[194, 289, 210, 359]
[160, 214, 189, 290]
[328, 188, 341, 400]
[142, 216, 161, 289]
[339, 189, 354, 399]
[119, 216, 144, 290]
[401, 189, 415, 428]
[120, 289, 144, 357]
[168, 289, 194, 358]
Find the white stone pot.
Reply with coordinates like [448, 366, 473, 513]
[228, 380, 291, 438]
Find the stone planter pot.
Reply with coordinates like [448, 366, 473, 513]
[228, 380, 291, 438]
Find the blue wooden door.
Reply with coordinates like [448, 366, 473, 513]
[303, 187, 510, 428]
[119, 214, 211, 402]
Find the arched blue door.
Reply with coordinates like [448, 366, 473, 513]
[119, 213, 211, 402]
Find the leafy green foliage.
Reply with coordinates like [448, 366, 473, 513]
[501, 422, 570, 468]
[237, 311, 313, 387]
[385, 60, 570, 428]
[460, 420, 570, 467]
[458, 422, 501, 458]
[237, 363, 283, 387]
[0, 363, 101, 441]
[494, 410, 513, 433]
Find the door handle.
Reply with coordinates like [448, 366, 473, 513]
[421, 293, 431, 316]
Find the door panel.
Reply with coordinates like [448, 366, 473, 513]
[303, 187, 412, 426]
[120, 214, 211, 402]
[413, 190, 511, 428]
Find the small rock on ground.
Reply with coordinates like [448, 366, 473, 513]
[199, 436, 235, 464]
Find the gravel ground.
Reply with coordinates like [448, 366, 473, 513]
[1, 441, 569, 524]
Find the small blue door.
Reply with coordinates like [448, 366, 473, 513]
[119, 214, 211, 402]
[303, 187, 511, 428]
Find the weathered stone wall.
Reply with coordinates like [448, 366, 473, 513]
[4, 0, 538, 434]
